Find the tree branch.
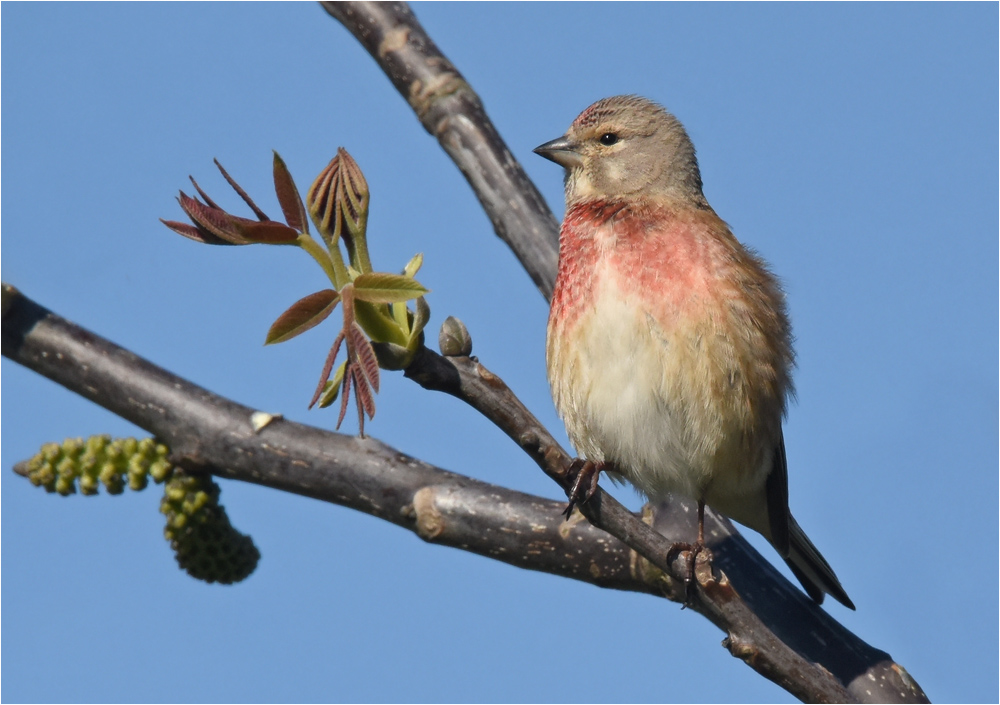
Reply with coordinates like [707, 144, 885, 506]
[318, 2, 930, 702]
[403, 348, 923, 705]
[319, 1, 559, 301]
[3, 283, 926, 704]
[1, 283, 637, 589]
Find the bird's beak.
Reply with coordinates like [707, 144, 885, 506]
[533, 136, 583, 169]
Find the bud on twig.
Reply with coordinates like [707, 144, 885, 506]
[307, 148, 372, 273]
[439, 316, 472, 357]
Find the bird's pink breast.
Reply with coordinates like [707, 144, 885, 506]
[546, 198, 790, 503]
[550, 200, 730, 336]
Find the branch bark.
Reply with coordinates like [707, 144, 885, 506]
[3, 283, 926, 704]
[319, 1, 559, 301]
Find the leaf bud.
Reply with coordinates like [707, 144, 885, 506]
[439, 316, 472, 357]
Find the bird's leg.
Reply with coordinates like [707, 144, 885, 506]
[562, 459, 605, 518]
[696, 498, 706, 546]
[666, 499, 714, 606]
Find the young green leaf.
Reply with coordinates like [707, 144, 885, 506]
[265, 290, 341, 345]
[411, 297, 430, 342]
[403, 252, 423, 278]
[317, 362, 347, 408]
[352, 272, 428, 304]
[354, 301, 409, 346]
[390, 301, 406, 334]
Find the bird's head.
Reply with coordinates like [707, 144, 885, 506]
[534, 95, 705, 207]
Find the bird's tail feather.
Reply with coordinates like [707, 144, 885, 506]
[784, 515, 855, 610]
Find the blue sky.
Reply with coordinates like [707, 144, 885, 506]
[3, 3, 996, 703]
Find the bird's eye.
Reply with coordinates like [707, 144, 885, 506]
[599, 132, 619, 146]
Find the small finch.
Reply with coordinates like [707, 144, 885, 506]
[535, 95, 854, 609]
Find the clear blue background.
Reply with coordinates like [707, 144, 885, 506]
[3, 3, 996, 703]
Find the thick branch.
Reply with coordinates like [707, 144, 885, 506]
[3, 284, 926, 704]
[320, 1, 559, 300]
[1, 283, 636, 591]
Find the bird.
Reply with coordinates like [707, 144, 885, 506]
[534, 95, 854, 609]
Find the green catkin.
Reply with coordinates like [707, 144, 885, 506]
[160, 473, 259, 584]
[24, 435, 169, 495]
[21, 436, 259, 584]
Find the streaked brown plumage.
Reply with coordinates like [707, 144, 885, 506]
[536, 95, 853, 609]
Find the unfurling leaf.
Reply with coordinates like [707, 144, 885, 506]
[309, 331, 345, 409]
[317, 362, 347, 408]
[236, 221, 300, 244]
[265, 290, 341, 345]
[352, 272, 429, 304]
[272, 152, 308, 233]
[177, 192, 251, 244]
[402, 252, 423, 278]
[371, 341, 415, 371]
[306, 148, 371, 271]
[412, 297, 430, 341]
[348, 322, 380, 393]
[354, 300, 409, 346]
[352, 366, 376, 421]
[335, 365, 352, 430]
[189, 176, 223, 210]
[164, 149, 432, 438]
[307, 163, 336, 245]
[391, 299, 409, 333]
[214, 159, 268, 221]
[160, 219, 238, 246]
[165, 160, 288, 247]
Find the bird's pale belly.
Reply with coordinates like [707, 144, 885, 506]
[547, 273, 771, 508]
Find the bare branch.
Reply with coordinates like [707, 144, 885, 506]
[1, 283, 637, 589]
[404, 346, 928, 704]
[2, 283, 927, 704]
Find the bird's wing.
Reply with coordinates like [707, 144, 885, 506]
[769, 432, 855, 608]
[764, 430, 791, 556]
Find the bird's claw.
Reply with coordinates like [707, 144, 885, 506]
[562, 459, 603, 518]
[666, 541, 713, 607]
